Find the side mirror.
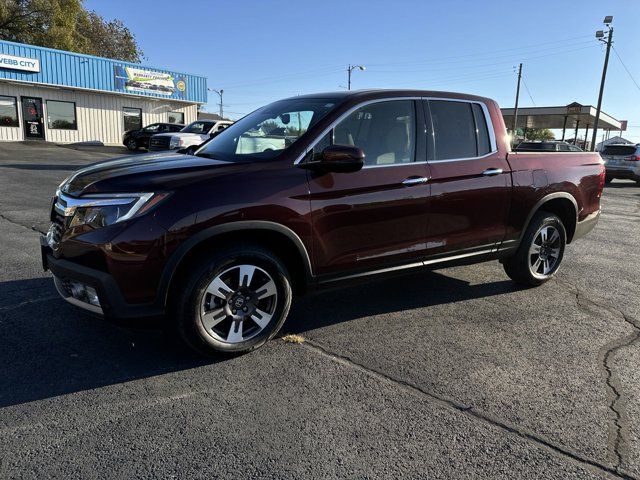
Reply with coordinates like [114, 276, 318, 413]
[301, 145, 365, 173]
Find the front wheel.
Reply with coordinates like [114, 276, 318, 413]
[173, 245, 292, 356]
[503, 211, 566, 286]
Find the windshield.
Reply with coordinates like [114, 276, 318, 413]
[181, 121, 215, 134]
[196, 98, 337, 161]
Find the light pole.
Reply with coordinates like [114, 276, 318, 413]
[208, 88, 224, 118]
[591, 16, 613, 151]
[347, 64, 366, 90]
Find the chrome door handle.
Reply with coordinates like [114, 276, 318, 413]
[482, 168, 503, 176]
[402, 176, 429, 186]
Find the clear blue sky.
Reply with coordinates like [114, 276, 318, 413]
[87, 0, 640, 140]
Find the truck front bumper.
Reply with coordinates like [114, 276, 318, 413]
[41, 236, 164, 320]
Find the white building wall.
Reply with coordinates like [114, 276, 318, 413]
[0, 81, 199, 145]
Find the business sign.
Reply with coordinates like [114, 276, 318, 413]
[113, 65, 186, 97]
[0, 53, 40, 72]
[566, 103, 582, 115]
[620, 120, 628, 131]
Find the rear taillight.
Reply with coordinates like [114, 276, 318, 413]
[624, 155, 640, 161]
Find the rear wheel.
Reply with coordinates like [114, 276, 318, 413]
[173, 245, 292, 356]
[126, 138, 138, 151]
[605, 175, 613, 184]
[503, 211, 566, 286]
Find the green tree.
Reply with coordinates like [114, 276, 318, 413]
[522, 128, 555, 141]
[0, 0, 143, 62]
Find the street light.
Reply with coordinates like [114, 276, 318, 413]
[590, 16, 613, 151]
[208, 88, 224, 118]
[347, 64, 366, 90]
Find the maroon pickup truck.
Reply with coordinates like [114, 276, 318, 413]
[42, 90, 605, 355]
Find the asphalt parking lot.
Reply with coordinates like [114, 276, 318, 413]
[1, 141, 639, 479]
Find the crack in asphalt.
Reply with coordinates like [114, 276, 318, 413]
[0, 213, 46, 235]
[556, 278, 640, 474]
[300, 338, 636, 480]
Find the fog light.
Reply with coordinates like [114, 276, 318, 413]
[69, 281, 101, 307]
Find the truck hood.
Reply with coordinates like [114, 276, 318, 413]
[60, 151, 245, 197]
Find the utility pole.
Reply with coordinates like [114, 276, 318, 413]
[591, 17, 613, 151]
[511, 63, 523, 146]
[209, 89, 224, 118]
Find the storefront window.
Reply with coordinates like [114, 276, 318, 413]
[123, 107, 142, 132]
[0, 96, 19, 127]
[46, 100, 77, 130]
[168, 111, 184, 124]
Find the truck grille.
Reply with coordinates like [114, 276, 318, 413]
[149, 136, 171, 151]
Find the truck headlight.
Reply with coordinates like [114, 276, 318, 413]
[169, 137, 183, 149]
[68, 192, 170, 229]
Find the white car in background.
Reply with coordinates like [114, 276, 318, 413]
[148, 120, 233, 153]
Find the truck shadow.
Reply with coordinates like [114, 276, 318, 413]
[0, 271, 517, 408]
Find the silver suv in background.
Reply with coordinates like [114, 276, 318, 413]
[600, 143, 640, 184]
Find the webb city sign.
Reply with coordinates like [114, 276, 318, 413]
[0, 53, 40, 73]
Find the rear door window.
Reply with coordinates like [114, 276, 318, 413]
[428, 100, 477, 160]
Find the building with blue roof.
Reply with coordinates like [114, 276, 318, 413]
[0, 40, 208, 145]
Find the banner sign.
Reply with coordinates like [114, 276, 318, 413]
[0, 53, 40, 72]
[114, 65, 186, 97]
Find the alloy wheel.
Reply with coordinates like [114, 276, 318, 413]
[528, 225, 562, 278]
[199, 264, 278, 344]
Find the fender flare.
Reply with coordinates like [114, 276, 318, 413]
[156, 220, 314, 307]
[518, 192, 579, 244]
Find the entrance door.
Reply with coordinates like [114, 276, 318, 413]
[21, 97, 45, 140]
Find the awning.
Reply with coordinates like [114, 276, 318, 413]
[501, 102, 621, 131]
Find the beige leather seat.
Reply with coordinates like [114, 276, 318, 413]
[376, 124, 409, 165]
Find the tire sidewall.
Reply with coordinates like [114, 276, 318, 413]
[523, 213, 566, 284]
[126, 139, 138, 151]
[178, 248, 292, 355]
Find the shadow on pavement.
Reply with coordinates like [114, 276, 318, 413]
[288, 270, 518, 334]
[0, 163, 81, 171]
[0, 270, 518, 409]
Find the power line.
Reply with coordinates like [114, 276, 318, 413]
[521, 77, 536, 105]
[612, 45, 640, 93]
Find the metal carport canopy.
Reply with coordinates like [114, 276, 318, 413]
[501, 103, 621, 131]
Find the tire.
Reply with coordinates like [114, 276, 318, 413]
[126, 138, 138, 151]
[173, 244, 292, 356]
[503, 211, 566, 287]
[605, 175, 613, 184]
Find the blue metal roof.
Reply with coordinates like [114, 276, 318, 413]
[0, 40, 207, 104]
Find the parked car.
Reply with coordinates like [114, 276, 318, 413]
[123, 123, 184, 151]
[42, 90, 605, 356]
[599, 143, 640, 183]
[148, 120, 233, 153]
[515, 141, 583, 152]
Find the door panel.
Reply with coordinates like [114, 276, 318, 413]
[424, 99, 510, 255]
[309, 164, 429, 274]
[21, 97, 45, 140]
[308, 99, 430, 276]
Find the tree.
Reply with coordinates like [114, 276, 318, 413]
[0, 0, 143, 62]
[522, 128, 555, 141]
